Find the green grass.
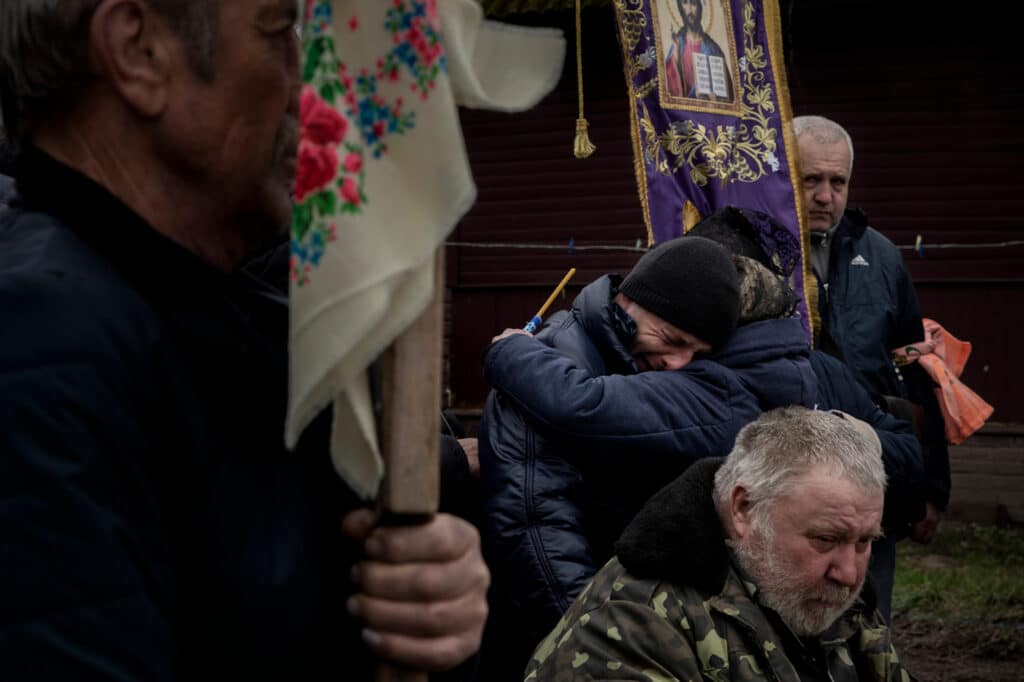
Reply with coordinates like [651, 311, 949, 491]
[894, 522, 1024, 621]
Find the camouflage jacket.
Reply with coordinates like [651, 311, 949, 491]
[525, 459, 915, 681]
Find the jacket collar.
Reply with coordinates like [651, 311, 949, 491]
[834, 208, 869, 241]
[572, 274, 637, 374]
[615, 457, 731, 594]
[13, 145, 287, 351]
[15, 145, 248, 293]
[615, 456, 879, 616]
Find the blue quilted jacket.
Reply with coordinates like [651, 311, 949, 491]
[476, 275, 815, 677]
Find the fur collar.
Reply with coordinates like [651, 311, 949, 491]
[836, 207, 869, 240]
[615, 457, 881, 613]
[614, 458, 730, 595]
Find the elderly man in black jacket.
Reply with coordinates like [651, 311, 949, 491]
[0, 1, 488, 679]
[796, 115, 949, 621]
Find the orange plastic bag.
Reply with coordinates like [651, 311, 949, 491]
[892, 319, 993, 446]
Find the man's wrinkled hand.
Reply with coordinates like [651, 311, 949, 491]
[458, 438, 479, 478]
[910, 501, 942, 545]
[342, 509, 490, 671]
[491, 328, 531, 344]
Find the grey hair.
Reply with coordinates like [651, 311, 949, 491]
[0, 0, 217, 142]
[713, 406, 886, 525]
[793, 115, 854, 177]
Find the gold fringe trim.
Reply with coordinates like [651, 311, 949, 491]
[613, 3, 653, 245]
[763, 0, 817, 342]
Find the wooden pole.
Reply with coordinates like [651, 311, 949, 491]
[375, 246, 444, 681]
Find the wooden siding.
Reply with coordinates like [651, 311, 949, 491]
[786, 2, 1024, 283]
[785, 1, 1023, 421]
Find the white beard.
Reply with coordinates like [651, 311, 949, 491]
[732, 522, 862, 636]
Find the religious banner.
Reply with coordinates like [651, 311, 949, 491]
[286, 0, 564, 498]
[613, 0, 813, 337]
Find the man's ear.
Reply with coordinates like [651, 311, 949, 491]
[88, 0, 178, 117]
[728, 485, 754, 539]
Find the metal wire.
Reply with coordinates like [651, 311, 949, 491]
[445, 240, 1024, 253]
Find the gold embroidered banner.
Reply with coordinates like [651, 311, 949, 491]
[613, 0, 814, 338]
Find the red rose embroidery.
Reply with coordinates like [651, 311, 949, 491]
[343, 153, 362, 174]
[300, 86, 348, 147]
[340, 176, 361, 205]
[294, 139, 338, 202]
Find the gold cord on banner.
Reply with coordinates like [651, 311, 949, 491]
[573, 0, 596, 158]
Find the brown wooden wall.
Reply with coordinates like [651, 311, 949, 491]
[785, 0, 1023, 421]
[445, 6, 640, 407]
[446, 2, 1024, 420]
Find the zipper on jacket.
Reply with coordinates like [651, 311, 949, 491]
[892, 362, 910, 400]
[523, 428, 571, 612]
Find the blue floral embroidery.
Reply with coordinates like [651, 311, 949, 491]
[290, 0, 448, 286]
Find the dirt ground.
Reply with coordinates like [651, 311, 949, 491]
[892, 614, 1024, 681]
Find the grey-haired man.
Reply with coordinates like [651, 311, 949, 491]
[0, 1, 487, 678]
[527, 406, 914, 681]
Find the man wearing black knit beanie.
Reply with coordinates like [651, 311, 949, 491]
[617, 235, 740, 369]
[475, 233, 768, 680]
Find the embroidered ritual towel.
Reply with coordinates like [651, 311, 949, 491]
[892, 319, 994, 446]
[285, 0, 564, 498]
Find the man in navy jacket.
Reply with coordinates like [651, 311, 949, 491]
[796, 115, 949, 620]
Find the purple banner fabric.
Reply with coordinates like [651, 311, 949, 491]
[614, 0, 813, 338]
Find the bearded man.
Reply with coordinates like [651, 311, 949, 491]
[526, 406, 914, 681]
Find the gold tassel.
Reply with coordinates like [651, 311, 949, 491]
[572, 0, 595, 158]
[574, 118, 596, 159]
